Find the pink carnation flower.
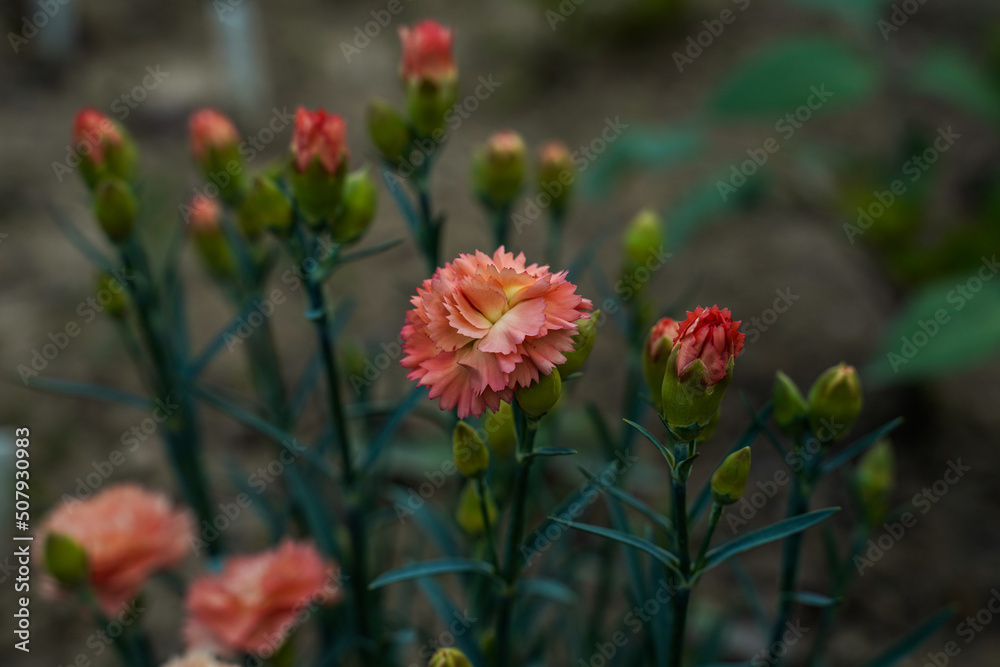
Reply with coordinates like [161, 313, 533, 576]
[37, 484, 193, 615]
[399, 20, 456, 86]
[162, 652, 238, 667]
[189, 109, 240, 162]
[184, 540, 341, 656]
[401, 247, 592, 418]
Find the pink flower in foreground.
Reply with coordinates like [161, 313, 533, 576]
[401, 247, 592, 418]
[673, 306, 745, 387]
[291, 108, 348, 174]
[162, 652, 238, 667]
[37, 484, 193, 615]
[185, 540, 341, 655]
[399, 20, 456, 86]
[189, 109, 240, 163]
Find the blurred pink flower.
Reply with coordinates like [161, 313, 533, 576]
[188, 194, 221, 233]
[647, 317, 680, 363]
[161, 652, 238, 667]
[38, 484, 193, 615]
[291, 108, 348, 174]
[73, 108, 122, 166]
[401, 247, 592, 418]
[399, 20, 456, 85]
[184, 540, 341, 655]
[189, 109, 240, 162]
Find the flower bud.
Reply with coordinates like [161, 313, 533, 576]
[453, 421, 490, 478]
[289, 108, 349, 224]
[622, 208, 664, 277]
[484, 403, 516, 460]
[473, 131, 526, 208]
[516, 371, 561, 419]
[44, 532, 89, 589]
[854, 439, 894, 525]
[559, 312, 598, 378]
[711, 447, 751, 505]
[696, 407, 722, 444]
[188, 195, 234, 278]
[189, 109, 246, 205]
[367, 98, 411, 164]
[536, 140, 575, 213]
[772, 371, 809, 437]
[400, 21, 458, 137]
[95, 271, 128, 318]
[332, 166, 378, 245]
[807, 363, 862, 442]
[455, 483, 497, 536]
[73, 108, 137, 190]
[642, 317, 680, 412]
[661, 306, 744, 441]
[239, 175, 292, 238]
[429, 648, 473, 667]
[93, 178, 137, 242]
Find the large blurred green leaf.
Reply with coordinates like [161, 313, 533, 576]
[786, 0, 889, 25]
[581, 125, 703, 198]
[708, 39, 879, 118]
[909, 47, 1000, 122]
[867, 270, 1000, 383]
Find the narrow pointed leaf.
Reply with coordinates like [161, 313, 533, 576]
[861, 606, 955, 667]
[821, 417, 903, 474]
[517, 577, 578, 605]
[578, 465, 672, 534]
[623, 418, 675, 468]
[789, 591, 841, 608]
[417, 578, 487, 666]
[363, 387, 424, 469]
[47, 201, 116, 272]
[21, 376, 150, 411]
[551, 518, 683, 579]
[525, 447, 578, 459]
[369, 558, 498, 590]
[702, 508, 839, 572]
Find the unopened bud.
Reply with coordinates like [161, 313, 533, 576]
[484, 403, 516, 460]
[536, 140, 575, 213]
[44, 532, 88, 589]
[642, 317, 679, 412]
[453, 421, 490, 478]
[807, 363, 862, 442]
[711, 447, 751, 505]
[854, 439, 894, 525]
[623, 208, 664, 274]
[367, 98, 411, 164]
[188, 195, 234, 279]
[516, 370, 561, 419]
[95, 272, 128, 318]
[73, 108, 137, 190]
[455, 483, 497, 537]
[189, 108, 246, 205]
[289, 108, 349, 225]
[239, 175, 292, 238]
[773, 371, 809, 437]
[559, 312, 598, 378]
[332, 166, 378, 245]
[400, 21, 458, 137]
[473, 131, 526, 208]
[93, 179, 137, 243]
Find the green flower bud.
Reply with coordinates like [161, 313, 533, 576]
[73, 109, 138, 190]
[558, 312, 598, 378]
[516, 371, 562, 419]
[455, 482, 497, 536]
[188, 195, 235, 280]
[536, 140, 575, 213]
[429, 648, 474, 667]
[772, 371, 809, 437]
[484, 402, 516, 460]
[289, 158, 347, 227]
[622, 208, 664, 276]
[711, 446, 751, 505]
[854, 439, 894, 525]
[44, 532, 89, 589]
[807, 363, 862, 442]
[453, 421, 490, 478]
[473, 131, 526, 208]
[239, 175, 292, 238]
[661, 351, 733, 443]
[95, 271, 128, 318]
[190, 109, 247, 206]
[332, 166, 378, 245]
[93, 179, 137, 243]
[367, 98, 411, 164]
[405, 78, 458, 138]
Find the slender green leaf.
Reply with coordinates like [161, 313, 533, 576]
[388, 487, 462, 557]
[623, 419, 674, 468]
[525, 447, 578, 459]
[909, 47, 1000, 121]
[709, 39, 878, 118]
[47, 201, 117, 272]
[605, 494, 646, 607]
[821, 417, 903, 474]
[552, 518, 683, 579]
[789, 591, 841, 608]
[21, 376, 150, 411]
[363, 387, 425, 469]
[417, 578, 487, 667]
[578, 466, 672, 534]
[334, 238, 404, 270]
[369, 558, 498, 590]
[517, 577, 578, 605]
[702, 508, 839, 571]
[861, 606, 955, 667]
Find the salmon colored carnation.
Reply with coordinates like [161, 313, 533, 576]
[673, 305, 745, 387]
[401, 247, 592, 418]
[73, 108, 122, 164]
[189, 109, 240, 162]
[291, 108, 348, 175]
[184, 540, 341, 655]
[399, 20, 456, 86]
[37, 484, 193, 615]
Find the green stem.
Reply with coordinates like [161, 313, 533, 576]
[496, 409, 539, 667]
[694, 503, 724, 571]
[493, 203, 511, 250]
[670, 446, 692, 667]
[475, 476, 500, 571]
[545, 210, 564, 267]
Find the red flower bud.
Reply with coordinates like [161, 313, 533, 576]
[673, 305, 745, 388]
[399, 20, 456, 86]
[642, 317, 680, 410]
[189, 108, 240, 164]
[189, 194, 221, 235]
[72, 108, 136, 189]
[291, 108, 348, 175]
